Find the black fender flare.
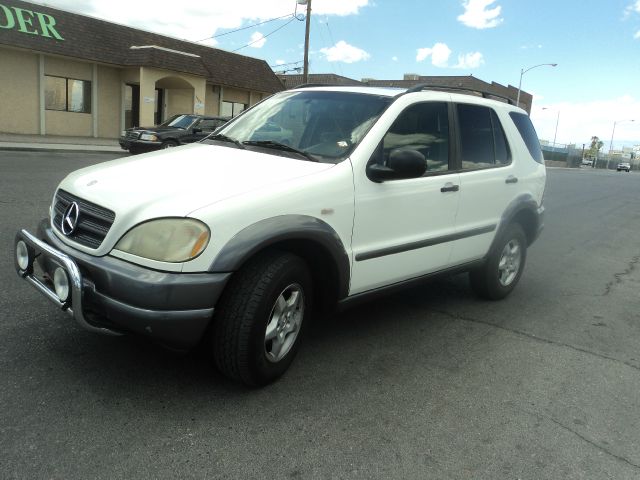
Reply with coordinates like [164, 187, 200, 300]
[209, 215, 351, 300]
[489, 194, 544, 255]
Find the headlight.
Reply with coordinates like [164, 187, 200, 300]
[120, 130, 126, 137]
[115, 218, 210, 262]
[140, 133, 158, 141]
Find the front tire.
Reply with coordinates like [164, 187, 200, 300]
[212, 251, 312, 386]
[470, 223, 527, 300]
[161, 140, 178, 149]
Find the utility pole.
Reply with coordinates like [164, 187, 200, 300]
[302, 0, 311, 84]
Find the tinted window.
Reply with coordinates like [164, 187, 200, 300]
[509, 112, 544, 164]
[161, 115, 198, 129]
[199, 119, 224, 131]
[380, 102, 449, 173]
[457, 104, 509, 169]
[491, 110, 510, 165]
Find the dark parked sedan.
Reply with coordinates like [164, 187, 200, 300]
[119, 114, 229, 153]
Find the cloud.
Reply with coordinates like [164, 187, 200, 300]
[457, 0, 503, 29]
[310, 0, 369, 16]
[392, 56, 398, 61]
[249, 31, 266, 48]
[624, 0, 640, 17]
[520, 44, 543, 50]
[416, 43, 482, 69]
[320, 41, 370, 63]
[416, 43, 451, 67]
[275, 59, 286, 65]
[453, 52, 484, 69]
[635, 30, 640, 39]
[530, 96, 640, 148]
[37, 0, 370, 46]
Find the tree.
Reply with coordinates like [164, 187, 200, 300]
[588, 136, 604, 158]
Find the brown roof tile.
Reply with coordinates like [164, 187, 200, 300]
[0, 0, 284, 93]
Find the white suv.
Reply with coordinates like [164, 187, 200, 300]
[14, 85, 546, 386]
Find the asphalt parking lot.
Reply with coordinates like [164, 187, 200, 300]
[1, 152, 639, 479]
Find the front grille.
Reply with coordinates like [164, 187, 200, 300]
[125, 131, 140, 140]
[52, 189, 116, 249]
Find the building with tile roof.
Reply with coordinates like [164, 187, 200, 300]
[0, 0, 284, 138]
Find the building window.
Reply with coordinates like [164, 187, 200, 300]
[45, 75, 92, 113]
[221, 101, 246, 117]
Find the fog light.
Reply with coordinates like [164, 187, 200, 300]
[16, 240, 30, 271]
[53, 267, 70, 302]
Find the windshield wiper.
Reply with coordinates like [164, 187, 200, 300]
[242, 140, 318, 162]
[207, 133, 245, 149]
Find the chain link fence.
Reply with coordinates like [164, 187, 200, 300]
[541, 144, 637, 170]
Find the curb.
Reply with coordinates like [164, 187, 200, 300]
[0, 145, 128, 155]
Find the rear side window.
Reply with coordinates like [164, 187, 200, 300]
[509, 112, 544, 164]
[457, 104, 511, 169]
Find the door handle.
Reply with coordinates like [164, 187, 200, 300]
[505, 176, 518, 184]
[440, 182, 459, 193]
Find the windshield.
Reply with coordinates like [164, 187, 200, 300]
[207, 91, 393, 163]
[160, 114, 198, 129]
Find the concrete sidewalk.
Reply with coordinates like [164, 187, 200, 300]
[0, 133, 125, 154]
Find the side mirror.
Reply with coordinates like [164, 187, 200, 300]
[367, 149, 427, 182]
[192, 127, 203, 134]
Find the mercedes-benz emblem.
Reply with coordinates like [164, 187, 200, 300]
[61, 202, 80, 236]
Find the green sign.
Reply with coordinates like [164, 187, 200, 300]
[0, 4, 64, 41]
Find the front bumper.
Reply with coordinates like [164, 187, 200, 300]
[118, 138, 162, 151]
[14, 220, 231, 349]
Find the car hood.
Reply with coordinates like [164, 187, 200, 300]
[130, 126, 182, 134]
[57, 143, 334, 236]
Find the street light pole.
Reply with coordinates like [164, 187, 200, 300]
[542, 107, 560, 152]
[607, 119, 635, 169]
[516, 63, 558, 109]
[553, 110, 559, 152]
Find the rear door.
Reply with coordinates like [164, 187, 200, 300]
[449, 103, 518, 265]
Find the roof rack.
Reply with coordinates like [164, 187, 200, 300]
[292, 83, 340, 89]
[404, 83, 516, 105]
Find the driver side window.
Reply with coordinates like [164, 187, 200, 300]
[379, 102, 450, 173]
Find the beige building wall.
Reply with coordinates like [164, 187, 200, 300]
[223, 87, 250, 105]
[0, 48, 269, 137]
[166, 89, 194, 118]
[97, 65, 121, 138]
[45, 110, 92, 136]
[0, 48, 39, 134]
[43, 56, 93, 136]
[121, 68, 140, 85]
[44, 56, 92, 80]
[138, 67, 206, 126]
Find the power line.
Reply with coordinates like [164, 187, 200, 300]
[324, 18, 344, 77]
[232, 16, 297, 52]
[194, 13, 293, 43]
[269, 60, 303, 68]
[194, 0, 307, 44]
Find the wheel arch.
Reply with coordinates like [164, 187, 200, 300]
[491, 194, 543, 252]
[209, 215, 351, 308]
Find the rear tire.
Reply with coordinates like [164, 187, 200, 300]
[212, 251, 312, 386]
[470, 223, 527, 300]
